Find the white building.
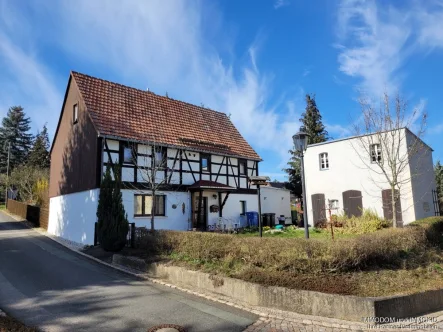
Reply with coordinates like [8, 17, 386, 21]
[304, 128, 437, 226]
[260, 184, 291, 222]
[48, 71, 261, 245]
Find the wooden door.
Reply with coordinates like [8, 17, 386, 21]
[342, 190, 363, 218]
[382, 189, 402, 224]
[311, 193, 326, 226]
[193, 194, 208, 230]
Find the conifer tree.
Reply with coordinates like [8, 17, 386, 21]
[0, 106, 33, 173]
[28, 124, 50, 169]
[96, 164, 129, 251]
[284, 94, 329, 196]
[299, 94, 329, 144]
[436, 161, 443, 213]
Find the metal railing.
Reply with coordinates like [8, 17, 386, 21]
[94, 222, 136, 248]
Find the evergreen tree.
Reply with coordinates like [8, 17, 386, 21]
[436, 161, 443, 212]
[0, 106, 34, 173]
[28, 124, 50, 169]
[284, 94, 329, 197]
[299, 94, 329, 144]
[96, 164, 129, 252]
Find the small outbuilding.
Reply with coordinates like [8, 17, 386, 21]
[260, 183, 291, 224]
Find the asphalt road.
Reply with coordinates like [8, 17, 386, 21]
[0, 211, 257, 332]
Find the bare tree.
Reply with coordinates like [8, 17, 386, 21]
[123, 140, 181, 232]
[351, 92, 427, 228]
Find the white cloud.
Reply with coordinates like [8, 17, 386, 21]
[325, 123, 352, 139]
[0, 0, 304, 173]
[0, 31, 62, 137]
[428, 123, 443, 135]
[274, 0, 290, 10]
[336, 0, 412, 97]
[416, 2, 443, 50]
[336, 0, 443, 98]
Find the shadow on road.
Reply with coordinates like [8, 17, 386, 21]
[0, 217, 255, 332]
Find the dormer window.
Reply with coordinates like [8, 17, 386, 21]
[319, 153, 329, 170]
[370, 144, 382, 163]
[73, 104, 78, 124]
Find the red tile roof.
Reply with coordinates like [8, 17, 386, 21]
[71, 72, 261, 160]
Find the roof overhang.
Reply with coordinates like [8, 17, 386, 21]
[188, 180, 236, 192]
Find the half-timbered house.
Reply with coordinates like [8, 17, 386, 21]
[48, 71, 261, 244]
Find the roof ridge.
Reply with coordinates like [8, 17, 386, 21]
[70, 70, 228, 117]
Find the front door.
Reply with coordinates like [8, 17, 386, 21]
[193, 194, 208, 230]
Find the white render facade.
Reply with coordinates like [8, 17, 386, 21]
[260, 187, 291, 219]
[49, 138, 260, 244]
[303, 128, 437, 226]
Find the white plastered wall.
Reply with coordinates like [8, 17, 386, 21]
[48, 189, 99, 245]
[304, 129, 418, 225]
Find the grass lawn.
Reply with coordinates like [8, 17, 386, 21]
[0, 315, 39, 332]
[0, 203, 5, 210]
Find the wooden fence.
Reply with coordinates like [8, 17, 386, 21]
[7, 199, 49, 230]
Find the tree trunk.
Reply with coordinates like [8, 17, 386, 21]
[151, 191, 155, 232]
[150, 166, 155, 233]
[391, 186, 397, 228]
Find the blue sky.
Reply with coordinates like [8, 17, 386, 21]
[0, 0, 442, 180]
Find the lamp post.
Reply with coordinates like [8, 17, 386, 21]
[248, 176, 270, 238]
[5, 142, 10, 208]
[292, 131, 310, 239]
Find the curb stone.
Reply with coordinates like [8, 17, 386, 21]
[4, 211, 443, 331]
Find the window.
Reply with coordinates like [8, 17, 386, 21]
[201, 154, 210, 172]
[240, 200, 247, 215]
[239, 160, 246, 175]
[134, 194, 166, 216]
[154, 147, 165, 167]
[319, 153, 329, 170]
[73, 104, 78, 124]
[370, 144, 382, 163]
[328, 199, 339, 209]
[123, 147, 133, 164]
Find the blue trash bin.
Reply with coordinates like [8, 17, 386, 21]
[245, 212, 259, 227]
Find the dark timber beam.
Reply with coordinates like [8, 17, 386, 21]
[221, 192, 230, 210]
[218, 192, 222, 217]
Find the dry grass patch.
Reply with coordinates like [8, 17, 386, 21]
[127, 216, 443, 296]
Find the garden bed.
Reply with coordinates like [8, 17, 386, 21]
[83, 216, 443, 297]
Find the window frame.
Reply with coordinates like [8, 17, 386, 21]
[239, 159, 247, 175]
[122, 146, 135, 164]
[240, 200, 247, 216]
[134, 194, 166, 217]
[201, 154, 210, 172]
[153, 146, 166, 168]
[73, 103, 79, 124]
[319, 152, 329, 170]
[370, 143, 382, 164]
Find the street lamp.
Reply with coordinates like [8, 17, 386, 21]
[292, 131, 310, 239]
[248, 175, 270, 238]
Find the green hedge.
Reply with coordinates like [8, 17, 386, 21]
[142, 217, 443, 274]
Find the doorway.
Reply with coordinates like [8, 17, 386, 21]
[192, 193, 208, 230]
